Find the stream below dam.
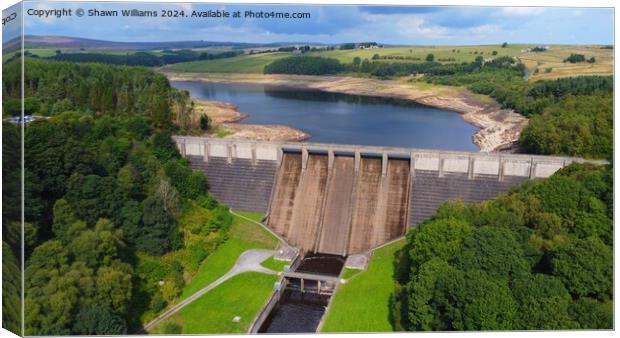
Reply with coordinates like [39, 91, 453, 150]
[258, 254, 345, 333]
[171, 81, 479, 151]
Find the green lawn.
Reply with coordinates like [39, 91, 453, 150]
[260, 256, 289, 272]
[179, 211, 275, 299]
[233, 210, 265, 222]
[149, 210, 280, 334]
[153, 272, 278, 334]
[162, 52, 292, 73]
[340, 268, 362, 279]
[320, 239, 405, 333]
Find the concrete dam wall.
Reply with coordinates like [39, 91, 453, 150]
[286, 154, 329, 253]
[266, 153, 411, 255]
[267, 153, 302, 238]
[174, 136, 598, 254]
[186, 156, 278, 212]
[317, 156, 355, 255]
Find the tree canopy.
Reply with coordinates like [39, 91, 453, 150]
[2, 59, 235, 334]
[392, 163, 613, 331]
[264, 56, 345, 75]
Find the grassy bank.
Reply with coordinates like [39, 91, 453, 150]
[152, 272, 278, 334]
[260, 256, 289, 272]
[321, 239, 405, 333]
[162, 52, 291, 73]
[179, 210, 276, 299]
[149, 210, 280, 333]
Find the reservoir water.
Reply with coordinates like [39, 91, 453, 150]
[171, 81, 479, 151]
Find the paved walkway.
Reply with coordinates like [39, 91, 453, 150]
[142, 249, 276, 332]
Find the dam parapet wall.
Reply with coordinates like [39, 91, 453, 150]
[173, 136, 595, 181]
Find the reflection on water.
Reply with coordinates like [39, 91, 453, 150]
[171, 81, 479, 151]
[296, 253, 345, 276]
[264, 87, 417, 107]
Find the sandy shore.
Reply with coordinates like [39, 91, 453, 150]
[193, 99, 247, 123]
[166, 72, 528, 152]
[192, 98, 310, 142]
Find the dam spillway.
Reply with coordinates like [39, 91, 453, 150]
[267, 153, 303, 238]
[316, 155, 356, 255]
[347, 157, 383, 254]
[286, 154, 329, 253]
[174, 136, 598, 255]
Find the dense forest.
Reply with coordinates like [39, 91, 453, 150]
[264, 56, 345, 75]
[3, 59, 175, 125]
[2, 58, 202, 131]
[391, 163, 613, 330]
[2, 58, 231, 334]
[46, 49, 243, 67]
[423, 64, 612, 159]
[264, 55, 612, 159]
[3, 123, 22, 335]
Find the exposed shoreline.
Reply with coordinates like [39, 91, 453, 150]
[165, 72, 528, 152]
[192, 98, 311, 142]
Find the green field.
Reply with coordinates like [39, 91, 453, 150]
[152, 272, 278, 334]
[162, 52, 292, 73]
[321, 240, 405, 333]
[179, 211, 275, 299]
[161, 45, 524, 74]
[160, 44, 612, 81]
[147, 209, 279, 334]
[518, 45, 613, 81]
[306, 44, 525, 64]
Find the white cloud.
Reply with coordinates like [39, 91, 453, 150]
[501, 7, 546, 16]
[467, 24, 500, 36]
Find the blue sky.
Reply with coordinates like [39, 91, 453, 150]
[3, 3, 22, 45]
[20, 2, 614, 45]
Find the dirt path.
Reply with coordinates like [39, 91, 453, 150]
[143, 249, 276, 332]
[164, 72, 528, 152]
